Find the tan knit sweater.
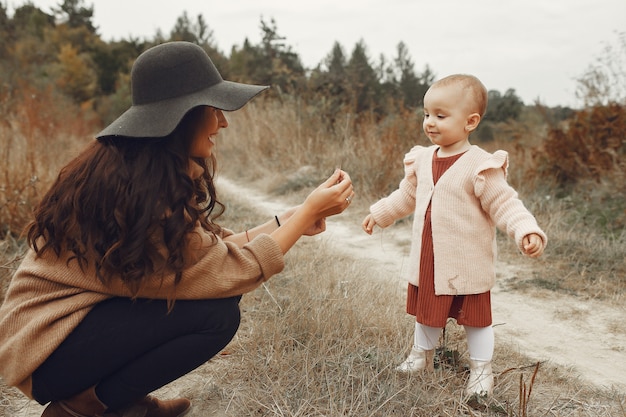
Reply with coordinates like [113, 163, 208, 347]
[370, 145, 547, 295]
[0, 227, 284, 398]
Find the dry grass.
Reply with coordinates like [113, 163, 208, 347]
[0, 84, 94, 237]
[1, 95, 625, 416]
[217, 97, 421, 201]
[165, 192, 626, 415]
[146, 191, 624, 417]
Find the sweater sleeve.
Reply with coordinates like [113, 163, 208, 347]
[108, 230, 285, 300]
[19, 226, 285, 301]
[474, 151, 547, 251]
[369, 146, 422, 228]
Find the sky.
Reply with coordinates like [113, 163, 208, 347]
[12, 0, 626, 108]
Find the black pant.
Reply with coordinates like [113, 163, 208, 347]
[32, 295, 241, 410]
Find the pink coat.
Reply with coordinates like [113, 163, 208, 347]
[370, 145, 547, 295]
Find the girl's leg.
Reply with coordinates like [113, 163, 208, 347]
[414, 322, 441, 351]
[464, 325, 494, 361]
[464, 325, 495, 396]
[396, 322, 440, 373]
[32, 296, 241, 410]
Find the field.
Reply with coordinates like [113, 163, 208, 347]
[1, 99, 625, 416]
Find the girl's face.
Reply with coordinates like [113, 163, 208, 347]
[189, 106, 228, 159]
[422, 84, 479, 153]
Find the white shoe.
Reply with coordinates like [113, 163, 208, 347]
[395, 347, 434, 373]
[465, 359, 494, 397]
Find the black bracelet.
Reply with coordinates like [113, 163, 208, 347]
[274, 215, 281, 227]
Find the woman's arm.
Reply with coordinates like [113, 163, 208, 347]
[223, 169, 352, 253]
[223, 216, 282, 247]
[224, 207, 328, 247]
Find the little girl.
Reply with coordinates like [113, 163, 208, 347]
[362, 74, 546, 397]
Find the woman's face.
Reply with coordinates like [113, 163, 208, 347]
[189, 106, 228, 158]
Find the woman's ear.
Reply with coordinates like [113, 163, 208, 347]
[465, 113, 481, 132]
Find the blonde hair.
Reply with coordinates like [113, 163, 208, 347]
[431, 74, 488, 117]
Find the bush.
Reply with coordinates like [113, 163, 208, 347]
[540, 103, 626, 187]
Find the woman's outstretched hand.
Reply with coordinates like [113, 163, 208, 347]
[303, 217, 326, 236]
[270, 169, 353, 254]
[280, 206, 326, 236]
[302, 169, 354, 220]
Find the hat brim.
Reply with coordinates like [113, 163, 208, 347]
[96, 80, 269, 139]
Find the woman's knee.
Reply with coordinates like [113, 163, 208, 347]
[197, 295, 242, 335]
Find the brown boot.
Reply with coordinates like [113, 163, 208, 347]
[41, 386, 107, 417]
[135, 396, 191, 417]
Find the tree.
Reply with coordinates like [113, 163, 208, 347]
[10, 3, 55, 39]
[484, 89, 524, 122]
[53, 43, 97, 102]
[260, 17, 304, 91]
[0, 4, 7, 58]
[90, 39, 144, 95]
[229, 38, 266, 83]
[307, 42, 350, 124]
[314, 41, 349, 98]
[170, 11, 215, 46]
[391, 42, 432, 109]
[229, 17, 304, 92]
[4, 5, 56, 82]
[53, 0, 96, 33]
[576, 31, 626, 106]
[325, 42, 347, 76]
[345, 40, 380, 114]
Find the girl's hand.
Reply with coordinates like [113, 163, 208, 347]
[362, 214, 377, 235]
[522, 233, 545, 258]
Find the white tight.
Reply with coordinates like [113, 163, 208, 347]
[414, 322, 441, 351]
[414, 322, 494, 362]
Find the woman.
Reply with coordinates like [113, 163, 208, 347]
[0, 42, 354, 417]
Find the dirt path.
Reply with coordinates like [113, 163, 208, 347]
[218, 177, 626, 394]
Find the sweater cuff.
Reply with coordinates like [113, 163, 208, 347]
[246, 234, 285, 279]
[370, 200, 395, 228]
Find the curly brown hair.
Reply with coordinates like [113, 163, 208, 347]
[26, 106, 225, 294]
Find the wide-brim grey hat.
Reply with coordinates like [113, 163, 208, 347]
[96, 41, 269, 139]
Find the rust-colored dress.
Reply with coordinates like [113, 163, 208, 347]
[406, 151, 492, 327]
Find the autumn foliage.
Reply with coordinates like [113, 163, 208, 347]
[541, 103, 626, 186]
